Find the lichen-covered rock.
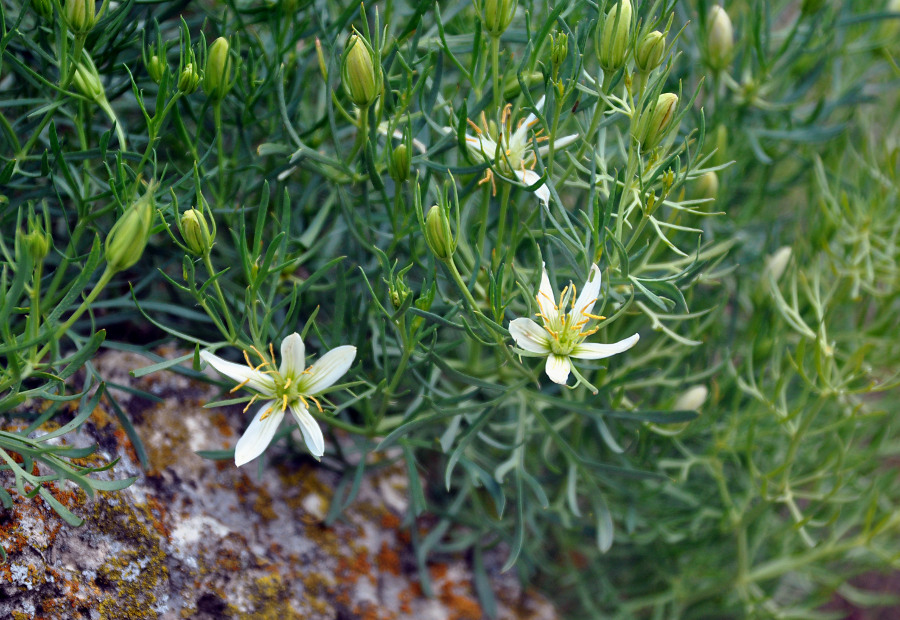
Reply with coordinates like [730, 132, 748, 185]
[1, 350, 556, 620]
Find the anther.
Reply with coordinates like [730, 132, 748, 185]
[230, 377, 251, 393]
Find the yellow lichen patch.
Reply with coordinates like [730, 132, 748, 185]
[238, 573, 304, 620]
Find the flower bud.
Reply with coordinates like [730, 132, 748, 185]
[389, 276, 412, 310]
[706, 5, 734, 71]
[551, 32, 568, 73]
[692, 171, 719, 201]
[674, 385, 709, 412]
[180, 208, 214, 256]
[634, 93, 678, 151]
[424, 205, 453, 261]
[714, 124, 728, 166]
[203, 37, 233, 101]
[33, 0, 53, 20]
[388, 144, 410, 183]
[483, 0, 518, 37]
[22, 215, 51, 263]
[106, 188, 155, 273]
[65, 0, 104, 35]
[147, 54, 167, 85]
[72, 57, 106, 104]
[597, 0, 633, 73]
[341, 34, 381, 107]
[763, 247, 792, 283]
[178, 62, 201, 94]
[635, 30, 666, 73]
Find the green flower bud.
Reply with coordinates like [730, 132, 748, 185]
[424, 205, 453, 261]
[180, 208, 214, 256]
[764, 246, 792, 283]
[72, 57, 106, 104]
[635, 30, 666, 73]
[674, 385, 709, 412]
[203, 37, 233, 101]
[597, 0, 633, 73]
[388, 143, 410, 183]
[389, 276, 412, 310]
[22, 214, 51, 263]
[706, 5, 734, 71]
[692, 171, 719, 201]
[147, 54, 166, 85]
[501, 71, 543, 100]
[341, 34, 381, 108]
[106, 188, 155, 273]
[178, 62, 201, 94]
[65, 0, 105, 35]
[33, 0, 53, 20]
[551, 32, 568, 72]
[634, 93, 678, 151]
[482, 0, 518, 37]
[714, 124, 728, 166]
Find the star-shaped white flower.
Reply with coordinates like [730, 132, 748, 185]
[509, 263, 639, 390]
[451, 96, 578, 206]
[200, 333, 356, 466]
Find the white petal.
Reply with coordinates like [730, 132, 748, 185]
[571, 333, 640, 359]
[536, 263, 558, 323]
[465, 133, 497, 161]
[290, 403, 325, 458]
[509, 318, 552, 354]
[279, 332, 305, 378]
[200, 350, 276, 395]
[521, 95, 546, 131]
[234, 401, 284, 467]
[517, 169, 551, 206]
[572, 264, 603, 319]
[545, 354, 571, 385]
[537, 133, 579, 156]
[300, 345, 357, 395]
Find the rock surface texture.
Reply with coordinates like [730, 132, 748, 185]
[1, 350, 556, 620]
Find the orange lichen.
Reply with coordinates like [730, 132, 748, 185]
[376, 540, 402, 576]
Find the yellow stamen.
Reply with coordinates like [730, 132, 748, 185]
[466, 118, 482, 134]
[230, 377, 251, 393]
[269, 343, 276, 363]
[308, 395, 324, 413]
[259, 403, 275, 421]
[243, 393, 260, 413]
[282, 394, 288, 412]
[584, 312, 605, 320]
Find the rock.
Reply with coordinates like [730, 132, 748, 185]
[0, 350, 556, 620]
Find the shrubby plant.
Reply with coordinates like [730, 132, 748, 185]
[1, 0, 898, 615]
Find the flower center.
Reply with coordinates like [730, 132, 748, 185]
[237, 344, 323, 420]
[537, 283, 604, 357]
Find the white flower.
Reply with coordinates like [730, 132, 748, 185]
[200, 333, 356, 466]
[509, 263, 639, 390]
[451, 96, 578, 206]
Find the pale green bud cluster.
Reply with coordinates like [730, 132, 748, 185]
[693, 171, 719, 201]
[550, 32, 568, 73]
[635, 30, 666, 74]
[203, 37, 233, 101]
[597, 0, 633, 73]
[482, 0, 518, 37]
[147, 54, 166, 85]
[106, 188, 155, 273]
[634, 93, 678, 151]
[21, 213, 51, 263]
[706, 5, 734, 71]
[341, 33, 381, 108]
[32, 0, 53, 20]
[424, 205, 453, 261]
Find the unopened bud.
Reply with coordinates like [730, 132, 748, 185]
[22, 214, 51, 263]
[707, 5, 734, 71]
[203, 37, 233, 101]
[33, 0, 53, 20]
[147, 54, 166, 85]
[674, 385, 709, 412]
[180, 208, 214, 256]
[424, 205, 453, 261]
[692, 171, 719, 201]
[106, 188, 155, 273]
[388, 144, 410, 183]
[597, 0, 633, 73]
[341, 34, 381, 107]
[634, 93, 678, 151]
[389, 277, 412, 310]
[178, 63, 201, 93]
[551, 32, 568, 72]
[483, 0, 518, 37]
[764, 247, 792, 283]
[72, 57, 106, 103]
[635, 30, 666, 73]
[65, 0, 104, 35]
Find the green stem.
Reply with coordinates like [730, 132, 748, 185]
[492, 183, 512, 271]
[202, 253, 238, 342]
[375, 317, 413, 423]
[491, 34, 502, 111]
[213, 101, 226, 202]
